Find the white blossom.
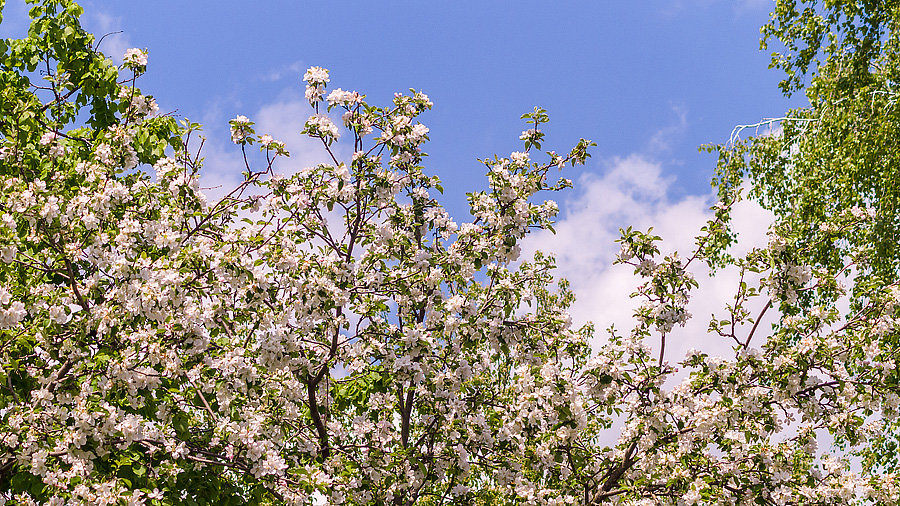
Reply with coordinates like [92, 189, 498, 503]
[122, 48, 148, 67]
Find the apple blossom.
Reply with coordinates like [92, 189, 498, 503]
[2, 1, 900, 505]
[122, 48, 147, 68]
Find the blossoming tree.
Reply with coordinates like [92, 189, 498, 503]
[712, 0, 900, 489]
[1, 0, 900, 505]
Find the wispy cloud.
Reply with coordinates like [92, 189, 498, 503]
[647, 104, 688, 154]
[259, 61, 306, 83]
[82, 10, 131, 64]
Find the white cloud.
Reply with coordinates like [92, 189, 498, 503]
[648, 104, 689, 154]
[259, 61, 306, 83]
[523, 154, 776, 362]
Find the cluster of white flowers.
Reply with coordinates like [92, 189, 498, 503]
[303, 66, 329, 84]
[0, 289, 27, 328]
[768, 232, 787, 253]
[118, 87, 158, 118]
[510, 151, 530, 166]
[849, 205, 877, 220]
[39, 131, 66, 158]
[304, 114, 340, 139]
[122, 48, 148, 68]
[325, 88, 360, 107]
[0, 245, 15, 264]
[258, 134, 285, 152]
[39, 131, 57, 145]
[303, 66, 329, 105]
[785, 263, 813, 285]
[229, 115, 254, 144]
[519, 128, 538, 141]
[646, 301, 691, 333]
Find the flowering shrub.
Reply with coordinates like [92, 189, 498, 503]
[2, 1, 900, 505]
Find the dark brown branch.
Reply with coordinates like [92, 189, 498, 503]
[744, 299, 773, 348]
[306, 376, 330, 459]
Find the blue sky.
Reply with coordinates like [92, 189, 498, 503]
[3, 0, 803, 199]
[123, 1, 798, 196]
[1, 0, 802, 349]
